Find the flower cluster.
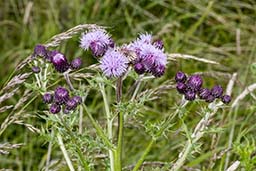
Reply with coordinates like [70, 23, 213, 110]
[33, 45, 82, 73]
[128, 33, 167, 77]
[175, 71, 231, 104]
[42, 86, 82, 114]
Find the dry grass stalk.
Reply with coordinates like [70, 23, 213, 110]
[0, 88, 19, 104]
[0, 105, 13, 113]
[2, 73, 31, 92]
[13, 90, 33, 110]
[226, 161, 240, 171]
[0, 143, 23, 155]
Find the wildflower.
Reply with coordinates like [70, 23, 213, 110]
[139, 44, 167, 70]
[51, 52, 70, 73]
[185, 90, 196, 101]
[50, 103, 61, 114]
[54, 87, 69, 104]
[73, 96, 82, 104]
[153, 40, 164, 49]
[176, 82, 187, 94]
[43, 93, 53, 104]
[127, 33, 153, 55]
[151, 64, 165, 77]
[187, 75, 203, 91]
[34, 44, 47, 57]
[80, 29, 111, 57]
[134, 62, 145, 75]
[211, 85, 223, 98]
[100, 49, 128, 77]
[175, 71, 187, 83]
[222, 95, 231, 104]
[32, 66, 41, 73]
[65, 98, 78, 111]
[198, 88, 211, 99]
[71, 57, 82, 70]
[205, 94, 215, 103]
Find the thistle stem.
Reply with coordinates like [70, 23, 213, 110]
[64, 72, 75, 91]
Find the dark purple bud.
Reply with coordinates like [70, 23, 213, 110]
[54, 87, 69, 104]
[185, 90, 196, 101]
[71, 57, 82, 70]
[152, 65, 165, 77]
[198, 88, 211, 99]
[46, 50, 58, 62]
[221, 95, 231, 104]
[43, 93, 53, 104]
[90, 42, 107, 57]
[65, 98, 78, 111]
[175, 71, 187, 83]
[187, 74, 203, 91]
[34, 44, 47, 57]
[176, 82, 187, 94]
[134, 62, 145, 75]
[32, 66, 41, 73]
[109, 38, 115, 48]
[153, 40, 164, 49]
[205, 94, 215, 103]
[211, 85, 223, 98]
[51, 52, 70, 73]
[50, 103, 61, 114]
[63, 108, 70, 114]
[73, 96, 82, 104]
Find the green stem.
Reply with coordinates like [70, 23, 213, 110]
[132, 139, 155, 171]
[82, 104, 115, 150]
[99, 83, 115, 171]
[57, 133, 75, 171]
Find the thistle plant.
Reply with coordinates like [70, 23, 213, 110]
[1, 24, 238, 171]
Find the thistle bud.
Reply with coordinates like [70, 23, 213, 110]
[175, 71, 187, 83]
[187, 75, 203, 91]
[211, 85, 223, 98]
[50, 103, 61, 114]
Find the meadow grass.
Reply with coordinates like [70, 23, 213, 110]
[0, 0, 256, 170]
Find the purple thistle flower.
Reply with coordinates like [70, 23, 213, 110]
[176, 82, 187, 94]
[54, 86, 69, 104]
[65, 98, 78, 111]
[134, 62, 145, 75]
[80, 29, 111, 57]
[175, 71, 187, 83]
[50, 103, 61, 114]
[153, 40, 164, 49]
[185, 90, 196, 101]
[109, 38, 115, 48]
[127, 33, 153, 55]
[32, 66, 41, 73]
[187, 74, 203, 91]
[34, 44, 47, 57]
[73, 96, 82, 104]
[43, 93, 53, 104]
[151, 64, 165, 77]
[222, 95, 231, 104]
[71, 57, 82, 70]
[211, 85, 223, 98]
[51, 52, 70, 73]
[139, 43, 167, 70]
[100, 49, 129, 77]
[205, 94, 215, 103]
[198, 88, 211, 99]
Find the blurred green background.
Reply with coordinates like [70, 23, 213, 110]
[0, 0, 256, 170]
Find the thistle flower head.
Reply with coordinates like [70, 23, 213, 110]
[80, 29, 111, 57]
[100, 49, 128, 77]
[139, 43, 167, 70]
[50, 103, 61, 114]
[71, 57, 82, 70]
[221, 95, 231, 104]
[187, 74, 203, 91]
[151, 64, 165, 77]
[51, 52, 70, 73]
[175, 71, 187, 83]
[54, 86, 69, 104]
[211, 85, 223, 98]
[185, 90, 196, 101]
[205, 94, 215, 103]
[153, 40, 164, 49]
[198, 88, 211, 99]
[176, 82, 187, 94]
[134, 62, 145, 75]
[43, 93, 53, 104]
[127, 33, 153, 55]
[65, 98, 78, 111]
[34, 44, 47, 57]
